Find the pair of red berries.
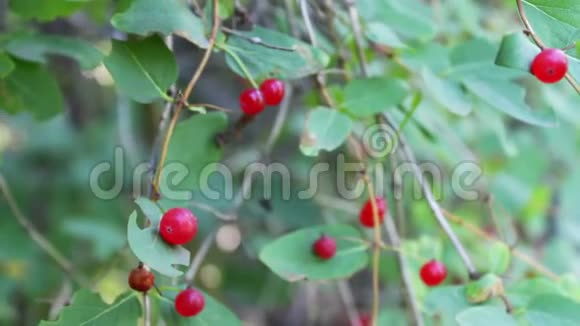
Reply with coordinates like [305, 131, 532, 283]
[159, 207, 198, 245]
[239, 78, 285, 115]
[530, 48, 568, 84]
[311, 198, 388, 260]
[312, 236, 447, 287]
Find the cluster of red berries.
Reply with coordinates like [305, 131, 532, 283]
[530, 48, 568, 84]
[239, 78, 285, 115]
[128, 208, 205, 317]
[311, 196, 447, 287]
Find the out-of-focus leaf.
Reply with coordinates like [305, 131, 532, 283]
[420, 68, 471, 116]
[495, 32, 540, 72]
[456, 306, 517, 326]
[9, 0, 86, 21]
[111, 0, 208, 48]
[161, 112, 227, 195]
[464, 79, 557, 127]
[342, 77, 408, 117]
[4, 34, 104, 70]
[300, 107, 352, 156]
[365, 22, 406, 48]
[0, 53, 15, 77]
[39, 290, 141, 325]
[526, 294, 580, 326]
[0, 59, 64, 120]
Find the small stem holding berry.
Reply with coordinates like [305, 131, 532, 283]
[220, 45, 259, 89]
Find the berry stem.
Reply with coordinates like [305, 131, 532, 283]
[143, 292, 151, 326]
[151, 0, 222, 199]
[220, 44, 259, 89]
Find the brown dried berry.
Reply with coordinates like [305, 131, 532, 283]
[128, 264, 155, 292]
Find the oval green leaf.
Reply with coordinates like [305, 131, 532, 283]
[224, 26, 328, 80]
[259, 224, 369, 281]
[343, 77, 408, 117]
[300, 107, 353, 157]
[104, 36, 177, 103]
[111, 0, 208, 48]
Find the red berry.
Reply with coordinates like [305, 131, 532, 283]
[128, 264, 155, 292]
[419, 259, 447, 286]
[175, 288, 205, 317]
[359, 197, 386, 228]
[356, 313, 372, 326]
[312, 234, 337, 260]
[530, 48, 568, 83]
[239, 88, 265, 115]
[259, 79, 285, 105]
[159, 208, 198, 245]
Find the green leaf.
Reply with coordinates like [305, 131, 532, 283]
[487, 242, 511, 274]
[224, 26, 328, 80]
[63, 219, 125, 260]
[523, 1, 579, 48]
[0, 59, 64, 120]
[300, 107, 353, 157]
[495, 32, 540, 72]
[158, 289, 242, 326]
[111, 0, 208, 48]
[0, 53, 14, 77]
[104, 36, 177, 103]
[365, 22, 406, 49]
[524, 1, 580, 29]
[4, 34, 104, 70]
[465, 273, 505, 304]
[357, 0, 436, 41]
[342, 77, 408, 117]
[39, 290, 141, 325]
[463, 79, 557, 127]
[160, 112, 227, 195]
[9, 0, 86, 21]
[127, 197, 190, 277]
[424, 285, 471, 321]
[420, 68, 471, 116]
[526, 294, 580, 326]
[259, 224, 369, 281]
[456, 306, 518, 326]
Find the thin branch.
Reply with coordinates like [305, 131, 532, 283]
[383, 212, 424, 326]
[149, 36, 176, 199]
[151, 0, 222, 199]
[342, 0, 479, 277]
[299, 0, 318, 47]
[143, 293, 151, 326]
[345, 0, 368, 76]
[185, 231, 216, 283]
[337, 281, 361, 326]
[515, 0, 545, 48]
[0, 174, 89, 287]
[265, 84, 294, 153]
[222, 27, 296, 51]
[387, 119, 478, 277]
[190, 201, 235, 221]
[301, 2, 383, 323]
[516, 0, 580, 94]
